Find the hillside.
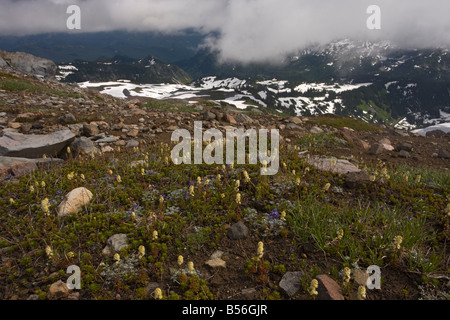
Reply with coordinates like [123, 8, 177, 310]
[0, 64, 449, 301]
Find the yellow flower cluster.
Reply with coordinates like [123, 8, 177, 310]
[309, 279, 319, 297]
[236, 193, 241, 205]
[257, 241, 264, 259]
[323, 183, 331, 192]
[138, 245, 145, 259]
[45, 245, 54, 259]
[187, 261, 195, 275]
[343, 267, 351, 284]
[393, 235, 403, 250]
[41, 198, 50, 216]
[189, 185, 195, 197]
[243, 171, 250, 183]
[114, 253, 120, 265]
[67, 172, 75, 181]
[177, 255, 184, 266]
[357, 286, 366, 300]
[154, 288, 163, 300]
[335, 229, 344, 242]
[152, 230, 158, 240]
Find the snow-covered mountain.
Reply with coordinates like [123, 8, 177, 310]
[57, 38, 450, 130]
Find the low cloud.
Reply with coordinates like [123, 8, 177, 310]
[0, 0, 449, 63]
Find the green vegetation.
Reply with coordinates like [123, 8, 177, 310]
[0, 130, 448, 300]
[309, 115, 381, 132]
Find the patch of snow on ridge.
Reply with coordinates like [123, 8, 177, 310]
[412, 123, 450, 136]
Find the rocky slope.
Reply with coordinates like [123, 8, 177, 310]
[0, 64, 449, 179]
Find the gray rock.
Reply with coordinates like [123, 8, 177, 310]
[227, 221, 249, 240]
[397, 142, 413, 152]
[82, 124, 99, 137]
[305, 156, 361, 174]
[369, 143, 385, 155]
[203, 111, 216, 121]
[438, 149, 450, 159]
[69, 137, 99, 156]
[59, 113, 77, 124]
[0, 49, 56, 78]
[103, 234, 128, 255]
[125, 139, 139, 148]
[310, 126, 324, 134]
[279, 271, 303, 297]
[95, 136, 118, 143]
[0, 130, 75, 158]
[345, 170, 372, 189]
[398, 150, 410, 158]
[286, 123, 303, 130]
[235, 113, 254, 124]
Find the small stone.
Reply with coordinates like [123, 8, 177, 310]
[10, 161, 38, 177]
[9, 122, 21, 129]
[203, 111, 216, 121]
[227, 221, 249, 240]
[438, 149, 450, 159]
[279, 271, 303, 297]
[48, 280, 70, 300]
[103, 234, 128, 255]
[310, 126, 324, 134]
[127, 128, 139, 137]
[370, 143, 385, 155]
[82, 124, 99, 137]
[101, 146, 114, 153]
[59, 113, 77, 124]
[69, 137, 99, 157]
[345, 170, 372, 189]
[125, 139, 139, 148]
[398, 150, 410, 158]
[224, 114, 237, 124]
[397, 142, 413, 152]
[205, 258, 226, 268]
[316, 274, 345, 300]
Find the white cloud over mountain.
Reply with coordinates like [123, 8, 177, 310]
[1, 0, 449, 63]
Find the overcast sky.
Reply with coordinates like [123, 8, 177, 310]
[0, 0, 449, 63]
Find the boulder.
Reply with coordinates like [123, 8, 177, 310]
[57, 187, 93, 217]
[0, 130, 75, 158]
